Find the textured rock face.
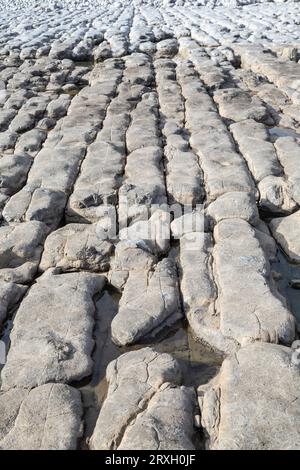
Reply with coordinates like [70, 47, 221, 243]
[119, 210, 170, 256]
[199, 343, 300, 450]
[258, 176, 297, 215]
[111, 257, 182, 346]
[0, 384, 83, 450]
[212, 219, 295, 348]
[90, 348, 197, 450]
[0, 282, 27, 327]
[214, 89, 269, 123]
[40, 223, 114, 272]
[1, 270, 105, 390]
[0, 221, 47, 283]
[230, 119, 281, 182]
[206, 191, 259, 225]
[270, 210, 300, 263]
[1, 0, 300, 451]
[180, 217, 295, 355]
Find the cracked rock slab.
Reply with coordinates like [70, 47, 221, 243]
[118, 210, 170, 256]
[207, 191, 259, 225]
[171, 210, 207, 238]
[0, 153, 33, 196]
[230, 119, 282, 183]
[270, 210, 300, 263]
[275, 137, 300, 206]
[1, 270, 105, 390]
[3, 186, 67, 230]
[90, 347, 196, 450]
[180, 231, 216, 327]
[118, 385, 196, 450]
[40, 223, 114, 273]
[111, 257, 182, 346]
[0, 221, 47, 284]
[109, 240, 156, 291]
[200, 343, 300, 450]
[212, 219, 295, 350]
[188, 218, 295, 354]
[214, 88, 269, 123]
[258, 176, 297, 215]
[0, 383, 82, 450]
[0, 281, 27, 328]
[213, 219, 295, 344]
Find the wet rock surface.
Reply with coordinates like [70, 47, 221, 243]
[0, 0, 300, 451]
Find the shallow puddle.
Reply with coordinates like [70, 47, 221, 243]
[269, 126, 300, 142]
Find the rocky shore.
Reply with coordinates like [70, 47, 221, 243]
[0, 0, 300, 450]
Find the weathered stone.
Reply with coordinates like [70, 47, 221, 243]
[207, 191, 259, 225]
[166, 148, 204, 205]
[0, 3, 300, 451]
[46, 94, 71, 119]
[214, 89, 269, 123]
[1, 270, 105, 390]
[109, 240, 156, 290]
[0, 282, 27, 328]
[118, 146, 167, 226]
[275, 137, 300, 205]
[15, 128, 47, 155]
[0, 192, 8, 217]
[40, 223, 113, 272]
[183, 217, 295, 355]
[3, 186, 66, 230]
[111, 258, 181, 346]
[258, 176, 297, 214]
[200, 343, 300, 450]
[230, 119, 282, 182]
[188, 125, 254, 201]
[180, 232, 216, 334]
[90, 348, 196, 450]
[118, 386, 196, 450]
[0, 153, 32, 196]
[9, 112, 35, 133]
[0, 221, 47, 284]
[171, 210, 207, 238]
[119, 210, 170, 256]
[0, 384, 82, 450]
[67, 141, 125, 223]
[26, 145, 86, 194]
[0, 131, 17, 151]
[0, 109, 17, 131]
[126, 93, 160, 153]
[270, 210, 300, 263]
[156, 39, 178, 58]
[211, 219, 295, 351]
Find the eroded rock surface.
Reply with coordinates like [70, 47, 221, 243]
[199, 343, 300, 450]
[90, 348, 197, 450]
[0, 384, 82, 450]
[0, 281, 27, 328]
[40, 223, 114, 272]
[111, 256, 182, 346]
[1, 0, 300, 451]
[0, 221, 47, 283]
[1, 270, 105, 390]
[270, 210, 300, 263]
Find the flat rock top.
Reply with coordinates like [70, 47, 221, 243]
[201, 343, 300, 450]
